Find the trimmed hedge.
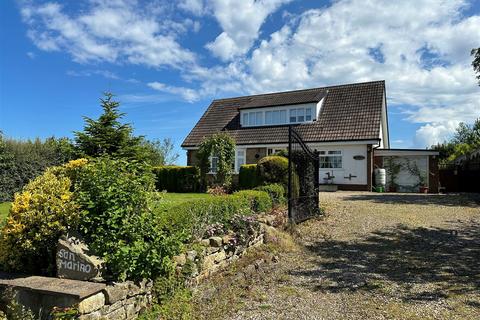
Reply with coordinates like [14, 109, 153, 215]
[257, 156, 289, 186]
[156, 189, 273, 242]
[153, 166, 200, 193]
[233, 190, 273, 214]
[255, 184, 286, 206]
[238, 164, 259, 189]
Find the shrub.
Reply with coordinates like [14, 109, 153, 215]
[156, 190, 272, 243]
[238, 164, 259, 189]
[156, 194, 252, 241]
[255, 184, 286, 206]
[233, 190, 272, 213]
[0, 166, 81, 275]
[153, 166, 200, 192]
[206, 185, 228, 196]
[257, 156, 289, 187]
[74, 157, 182, 281]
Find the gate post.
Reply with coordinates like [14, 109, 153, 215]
[314, 149, 320, 190]
[288, 125, 292, 221]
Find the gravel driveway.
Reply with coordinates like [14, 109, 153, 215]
[193, 192, 480, 320]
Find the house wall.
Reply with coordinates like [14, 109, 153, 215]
[246, 147, 267, 164]
[187, 144, 371, 191]
[187, 150, 199, 166]
[309, 144, 369, 187]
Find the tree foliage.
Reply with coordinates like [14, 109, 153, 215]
[74, 92, 144, 159]
[0, 133, 76, 201]
[141, 138, 179, 166]
[197, 133, 235, 189]
[432, 118, 480, 163]
[74, 92, 178, 166]
[472, 48, 480, 85]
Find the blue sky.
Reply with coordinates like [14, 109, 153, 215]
[1, 0, 479, 165]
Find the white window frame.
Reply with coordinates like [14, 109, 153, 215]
[209, 155, 219, 174]
[305, 107, 312, 121]
[319, 150, 343, 169]
[241, 104, 316, 127]
[289, 109, 297, 123]
[235, 149, 246, 173]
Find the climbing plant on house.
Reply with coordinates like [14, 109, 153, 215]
[197, 133, 235, 189]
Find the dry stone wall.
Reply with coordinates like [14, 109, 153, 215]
[174, 222, 276, 285]
[77, 280, 153, 320]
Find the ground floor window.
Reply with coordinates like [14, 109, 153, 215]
[319, 150, 342, 168]
[210, 155, 219, 173]
[235, 149, 245, 172]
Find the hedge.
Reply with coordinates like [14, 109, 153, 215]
[238, 164, 259, 189]
[257, 156, 289, 186]
[156, 189, 274, 242]
[153, 166, 200, 193]
[233, 190, 273, 213]
[255, 184, 286, 206]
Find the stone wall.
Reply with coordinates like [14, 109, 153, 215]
[77, 280, 153, 320]
[0, 211, 285, 320]
[174, 211, 287, 286]
[0, 276, 153, 320]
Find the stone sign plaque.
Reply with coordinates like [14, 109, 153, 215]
[56, 233, 104, 281]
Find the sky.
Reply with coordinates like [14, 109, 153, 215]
[1, 0, 479, 165]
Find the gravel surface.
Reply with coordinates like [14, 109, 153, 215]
[192, 192, 480, 320]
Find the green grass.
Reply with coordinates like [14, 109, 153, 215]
[0, 202, 11, 225]
[155, 192, 212, 210]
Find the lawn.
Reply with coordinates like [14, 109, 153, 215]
[155, 192, 212, 210]
[0, 202, 11, 225]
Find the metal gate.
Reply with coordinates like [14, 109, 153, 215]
[288, 125, 320, 223]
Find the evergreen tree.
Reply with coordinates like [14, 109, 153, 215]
[74, 93, 143, 158]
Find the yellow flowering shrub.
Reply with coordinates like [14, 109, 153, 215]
[0, 166, 81, 275]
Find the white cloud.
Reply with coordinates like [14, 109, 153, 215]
[21, 0, 196, 68]
[148, 82, 201, 102]
[206, 0, 292, 61]
[414, 121, 461, 147]
[19, 0, 480, 148]
[190, 0, 480, 147]
[26, 51, 35, 59]
[178, 0, 206, 16]
[66, 69, 119, 79]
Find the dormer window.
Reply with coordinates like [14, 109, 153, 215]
[241, 103, 317, 127]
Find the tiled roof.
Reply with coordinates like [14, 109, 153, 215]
[182, 80, 385, 147]
[239, 90, 326, 109]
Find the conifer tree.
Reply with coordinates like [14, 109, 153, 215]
[74, 93, 143, 158]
